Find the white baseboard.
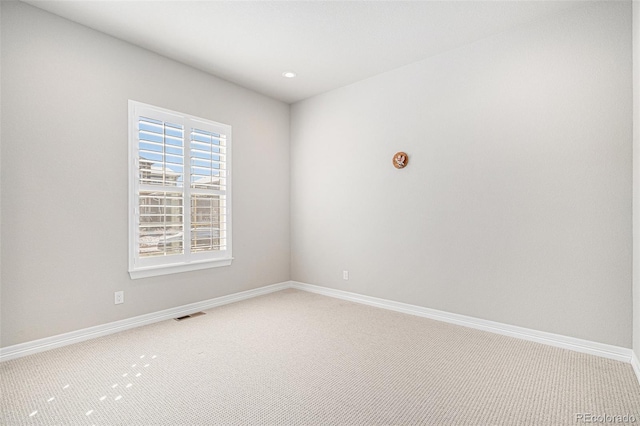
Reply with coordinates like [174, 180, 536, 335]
[631, 351, 640, 384]
[1, 279, 635, 374]
[290, 281, 634, 364]
[0, 281, 291, 362]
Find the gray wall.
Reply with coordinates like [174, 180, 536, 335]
[634, 0, 640, 358]
[0, 2, 290, 347]
[291, 2, 633, 347]
[1, 1, 635, 351]
[0, 0, 3, 345]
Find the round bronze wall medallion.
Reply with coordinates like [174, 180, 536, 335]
[393, 152, 408, 169]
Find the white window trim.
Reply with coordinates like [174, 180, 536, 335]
[128, 100, 233, 279]
[129, 258, 233, 279]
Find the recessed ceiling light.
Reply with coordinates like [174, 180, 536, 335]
[282, 71, 297, 78]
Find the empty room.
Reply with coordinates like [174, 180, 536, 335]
[2, 0, 640, 424]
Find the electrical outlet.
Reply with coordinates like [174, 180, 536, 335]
[114, 291, 124, 305]
[343, 270, 349, 280]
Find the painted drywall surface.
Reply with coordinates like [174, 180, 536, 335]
[0, 2, 290, 347]
[0, 1, 3, 342]
[633, 0, 640, 358]
[291, 2, 632, 347]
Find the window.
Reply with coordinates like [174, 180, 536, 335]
[128, 100, 232, 279]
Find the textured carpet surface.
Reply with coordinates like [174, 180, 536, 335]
[1, 289, 639, 425]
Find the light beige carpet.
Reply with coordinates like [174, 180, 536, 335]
[1, 289, 639, 425]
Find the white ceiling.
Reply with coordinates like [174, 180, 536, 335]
[23, 0, 587, 104]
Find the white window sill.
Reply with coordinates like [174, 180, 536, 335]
[129, 258, 233, 279]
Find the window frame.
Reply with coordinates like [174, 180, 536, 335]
[128, 100, 233, 279]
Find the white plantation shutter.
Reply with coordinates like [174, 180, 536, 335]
[137, 116, 185, 257]
[129, 101, 232, 279]
[190, 127, 228, 253]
